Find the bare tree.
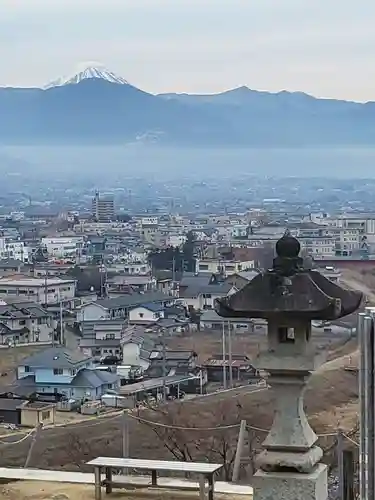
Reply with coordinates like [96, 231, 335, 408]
[64, 433, 95, 470]
[137, 399, 257, 481]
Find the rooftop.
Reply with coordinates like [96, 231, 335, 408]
[119, 374, 198, 395]
[94, 292, 171, 310]
[0, 277, 75, 287]
[19, 346, 92, 369]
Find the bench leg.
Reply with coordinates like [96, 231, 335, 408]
[151, 469, 157, 486]
[105, 467, 113, 494]
[207, 474, 214, 500]
[94, 466, 102, 500]
[199, 476, 206, 500]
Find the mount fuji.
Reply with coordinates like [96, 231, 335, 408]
[44, 65, 130, 89]
[0, 64, 374, 146]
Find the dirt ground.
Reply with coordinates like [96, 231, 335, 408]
[0, 337, 359, 475]
[0, 345, 45, 384]
[340, 268, 375, 304]
[0, 482, 247, 500]
[165, 326, 352, 364]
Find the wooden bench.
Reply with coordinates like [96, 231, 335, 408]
[86, 457, 223, 500]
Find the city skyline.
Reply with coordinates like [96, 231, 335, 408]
[1, 0, 375, 101]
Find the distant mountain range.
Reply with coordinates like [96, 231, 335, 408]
[0, 65, 374, 146]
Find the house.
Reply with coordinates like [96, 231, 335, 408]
[16, 346, 119, 400]
[79, 319, 125, 359]
[202, 354, 258, 383]
[224, 270, 260, 290]
[195, 258, 255, 276]
[129, 303, 165, 324]
[0, 259, 23, 275]
[178, 273, 219, 296]
[200, 309, 255, 333]
[0, 301, 54, 345]
[178, 283, 236, 311]
[0, 398, 55, 427]
[120, 329, 156, 371]
[76, 292, 173, 322]
[0, 276, 76, 306]
[106, 275, 156, 295]
[146, 350, 198, 378]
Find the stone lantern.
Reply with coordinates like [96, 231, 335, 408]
[215, 234, 362, 500]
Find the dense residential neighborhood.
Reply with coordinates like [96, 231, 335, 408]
[0, 201, 365, 424]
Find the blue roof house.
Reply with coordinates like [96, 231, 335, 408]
[17, 346, 119, 400]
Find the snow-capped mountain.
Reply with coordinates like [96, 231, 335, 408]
[44, 65, 129, 89]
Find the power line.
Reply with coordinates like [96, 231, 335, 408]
[128, 413, 241, 431]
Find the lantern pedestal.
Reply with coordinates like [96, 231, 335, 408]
[253, 464, 328, 500]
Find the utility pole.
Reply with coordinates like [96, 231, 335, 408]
[161, 330, 167, 401]
[228, 320, 233, 388]
[337, 430, 344, 500]
[222, 321, 227, 389]
[24, 423, 42, 468]
[359, 310, 375, 500]
[122, 411, 129, 475]
[59, 300, 64, 346]
[232, 420, 247, 482]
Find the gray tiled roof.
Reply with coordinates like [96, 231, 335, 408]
[20, 346, 92, 369]
[95, 292, 171, 310]
[179, 283, 232, 298]
[0, 302, 48, 319]
[79, 338, 121, 348]
[200, 310, 253, 323]
[71, 368, 119, 389]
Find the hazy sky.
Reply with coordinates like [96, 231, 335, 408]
[1, 0, 375, 101]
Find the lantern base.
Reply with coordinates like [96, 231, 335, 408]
[253, 463, 328, 500]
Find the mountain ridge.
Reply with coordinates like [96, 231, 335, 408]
[0, 67, 374, 146]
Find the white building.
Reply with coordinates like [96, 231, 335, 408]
[178, 284, 237, 311]
[0, 277, 76, 305]
[165, 234, 187, 247]
[0, 238, 29, 262]
[195, 258, 255, 276]
[41, 237, 84, 258]
[128, 304, 164, 324]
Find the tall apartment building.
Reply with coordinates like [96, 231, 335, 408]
[92, 191, 115, 222]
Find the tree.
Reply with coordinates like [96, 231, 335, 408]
[148, 247, 183, 273]
[182, 231, 196, 272]
[137, 399, 256, 481]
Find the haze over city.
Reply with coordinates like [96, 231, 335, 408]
[1, 0, 375, 101]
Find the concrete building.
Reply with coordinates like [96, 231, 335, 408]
[195, 258, 255, 276]
[92, 191, 115, 222]
[0, 277, 76, 306]
[41, 237, 83, 258]
[0, 238, 29, 263]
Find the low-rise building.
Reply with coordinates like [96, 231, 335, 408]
[128, 303, 164, 324]
[79, 319, 125, 359]
[0, 300, 54, 345]
[195, 258, 255, 275]
[16, 346, 119, 400]
[41, 237, 83, 258]
[0, 238, 29, 263]
[76, 292, 173, 322]
[178, 283, 236, 311]
[0, 276, 76, 306]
